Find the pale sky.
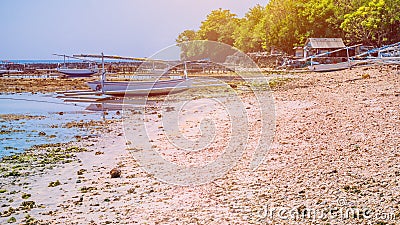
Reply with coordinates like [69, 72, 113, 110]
[0, 0, 268, 60]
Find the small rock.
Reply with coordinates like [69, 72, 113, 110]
[77, 169, 86, 175]
[48, 180, 61, 187]
[110, 168, 121, 178]
[38, 131, 46, 136]
[362, 73, 370, 79]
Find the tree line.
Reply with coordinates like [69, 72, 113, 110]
[176, 0, 400, 55]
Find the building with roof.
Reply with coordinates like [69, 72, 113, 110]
[303, 38, 347, 58]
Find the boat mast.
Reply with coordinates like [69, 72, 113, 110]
[184, 61, 188, 79]
[346, 46, 350, 68]
[101, 52, 105, 93]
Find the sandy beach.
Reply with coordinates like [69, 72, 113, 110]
[0, 66, 399, 224]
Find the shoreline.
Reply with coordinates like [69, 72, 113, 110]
[0, 66, 399, 224]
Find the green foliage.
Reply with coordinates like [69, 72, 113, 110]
[178, 40, 236, 62]
[233, 5, 265, 52]
[197, 8, 239, 46]
[176, 30, 196, 43]
[176, 0, 400, 55]
[341, 0, 400, 45]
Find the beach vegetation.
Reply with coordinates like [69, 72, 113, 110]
[177, 0, 400, 53]
[0, 145, 89, 178]
[268, 77, 294, 89]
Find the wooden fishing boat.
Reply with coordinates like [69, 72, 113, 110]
[74, 53, 193, 96]
[54, 54, 98, 77]
[308, 61, 350, 72]
[307, 44, 362, 72]
[87, 78, 193, 96]
[57, 67, 98, 77]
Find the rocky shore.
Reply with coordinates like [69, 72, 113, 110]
[0, 66, 399, 224]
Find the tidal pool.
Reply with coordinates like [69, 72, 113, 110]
[0, 93, 119, 157]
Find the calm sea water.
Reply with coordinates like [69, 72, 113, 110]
[5, 59, 134, 64]
[0, 93, 119, 158]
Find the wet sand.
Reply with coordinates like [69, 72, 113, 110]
[0, 66, 399, 224]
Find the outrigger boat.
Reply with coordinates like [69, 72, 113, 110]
[74, 53, 193, 96]
[355, 41, 400, 65]
[308, 61, 352, 72]
[54, 54, 98, 77]
[308, 44, 361, 72]
[308, 42, 400, 72]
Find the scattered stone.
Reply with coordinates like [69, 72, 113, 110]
[1, 207, 15, 217]
[80, 186, 97, 193]
[48, 180, 61, 187]
[7, 216, 16, 223]
[110, 168, 121, 178]
[127, 188, 136, 194]
[362, 73, 371, 79]
[21, 193, 31, 199]
[77, 169, 87, 175]
[20, 201, 36, 210]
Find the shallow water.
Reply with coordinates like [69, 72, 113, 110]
[0, 93, 119, 158]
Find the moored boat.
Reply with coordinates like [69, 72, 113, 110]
[54, 54, 98, 77]
[87, 78, 193, 96]
[57, 67, 99, 77]
[308, 61, 351, 72]
[76, 53, 193, 96]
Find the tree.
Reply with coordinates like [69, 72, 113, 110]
[300, 0, 342, 41]
[262, 0, 307, 53]
[176, 30, 197, 43]
[197, 9, 240, 46]
[341, 0, 400, 46]
[176, 0, 400, 55]
[233, 5, 265, 52]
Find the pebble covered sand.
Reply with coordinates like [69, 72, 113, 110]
[0, 66, 399, 224]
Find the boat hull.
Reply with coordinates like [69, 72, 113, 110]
[87, 78, 193, 96]
[57, 68, 98, 77]
[308, 61, 351, 72]
[0, 69, 23, 75]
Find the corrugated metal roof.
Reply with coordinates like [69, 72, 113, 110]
[305, 38, 346, 49]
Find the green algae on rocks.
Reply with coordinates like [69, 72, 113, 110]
[0, 144, 90, 178]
